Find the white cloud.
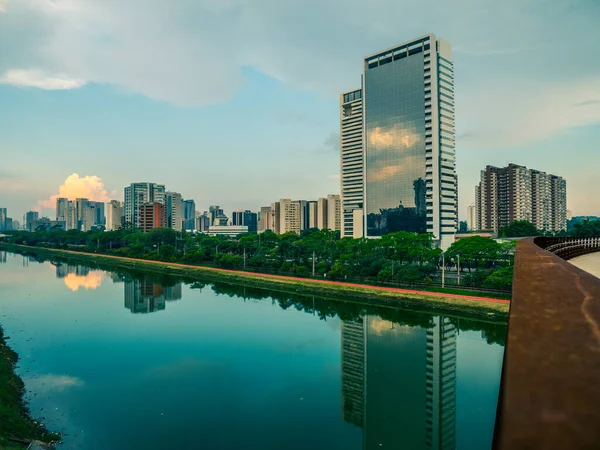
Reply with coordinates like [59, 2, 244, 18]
[0, 0, 598, 143]
[38, 173, 110, 210]
[25, 374, 84, 393]
[0, 69, 85, 90]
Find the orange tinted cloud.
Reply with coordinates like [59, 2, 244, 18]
[38, 173, 110, 209]
[63, 272, 103, 291]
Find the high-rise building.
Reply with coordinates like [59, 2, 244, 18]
[340, 89, 364, 238]
[232, 210, 258, 234]
[124, 182, 166, 228]
[12, 220, 20, 231]
[0, 208, 6, 231]
[209, 205, 228, 226]
[183, 200, 196, 231]
[105, 200, 124, 231]
[475, 164, 566, 232]
[466, 203, 476, 231]
[139, 202, 165, 232]
[91, 202, 105, 226]
[278, 199, 301, 235]
[25, 211, 39, 232]
[258, 206, 275, 233]
[317, 198, 328, 229]
[165, 191, 183, 231]
[307, 201, 318, 229]
[327, 194, 342, 232]
[4, 218, 13, 231]
[350, 34, 457, 249]
[196, 211, 211, 232]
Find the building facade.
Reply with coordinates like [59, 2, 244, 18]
[124, 182, 166, 228]
[105, 200, 124, 231]
[327, 194, 342, 232]
[165, 191, 183, 231]
[139, 202, 165, 232]
[475, 164, 566, 233]
[0, 208, 6, 232]
[183, 200, 196, 231]
[208, 225, 248, 237]
[466, 203, 476, 231]
[278, 199, 301, 235]
[355, 34, 457, 249]
[258, 206, 275, 233]
[25, 211, 39, 231]
[340, 88, 364, 238]
[232, 210, 258, 234]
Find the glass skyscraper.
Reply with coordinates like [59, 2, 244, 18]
[341, 34, 457, 248]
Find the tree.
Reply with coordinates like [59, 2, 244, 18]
[499, 220, 539, 238]
[445, 236, 501, 271]
[572, 220, 600, 237]
[483, 266, 514, 290]
[459, 221, 468, 232]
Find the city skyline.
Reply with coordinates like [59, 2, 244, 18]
[1, 1, 599, 222]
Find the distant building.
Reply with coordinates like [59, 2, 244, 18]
[327, 194, 342, 232]
[278, 199, 301, 235]
[12, 220, 20, 231]
[317, 198, 328, 229]
[0, 208, 6, 231]
[475, 164, 567, 232]
[208, 225, 248, 237]
[124, 182, 166, 228]
[466, 203, 476, 231]
[91, 201, 105, 226]
[165, 191, 183, 231]
[209, 205, 228, 226]
[232, 210, 258, 234]
[340, 88, 364, 238]
[258, 206, 275, 233]
[183, 200, 196, 231]
[105, 200, 124, 231]
[25, 211, 39, 232]
[139, 202, 165, 232]
[4, 217, 13, 231]
[196, 211, 211, 232]
[307, 201, 318, 229]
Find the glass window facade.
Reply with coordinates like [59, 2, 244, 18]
[365, 51, 427, 236]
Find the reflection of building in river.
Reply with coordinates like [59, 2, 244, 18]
[0, 251, 6, 263]
[124, 279, 182, 314]
[341, 316, 456, 449]
[55, 264, 90, 278]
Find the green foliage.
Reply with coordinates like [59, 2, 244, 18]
[499, 220, 540, 238]
[459, 221, 468, 232]
[445, 236, 503, 270]
[572, 220, 600, 237]
[482, 266, 514, 290]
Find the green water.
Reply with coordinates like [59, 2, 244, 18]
[0, 251, 506, 449]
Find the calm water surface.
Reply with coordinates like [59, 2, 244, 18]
[0, 251, 506, 450]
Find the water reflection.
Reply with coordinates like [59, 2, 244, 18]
[123, 278, 182, 314]
[56, 264, 104, 291]
[342, 317, 457, 449]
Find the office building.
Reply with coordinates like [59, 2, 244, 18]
[4, 217, 13, 231]
[232, 210, 258, 234]
[340, 88, 364, 238]
[209, 205, 228, 226]
[124, 182, 166, 228]
[327, 194, 342, 232]
[25, 211, 39, 231]
[475, 164, 566, 232]
[12, 220, 20, 231]
[258, 206, 275, 233]
[307, 201, 318, 229]
[278, 199, 301, 235]
[466, 203, 476, 231]
[165, 191, 183, 231]
[139, 202, 165, 232]
[105, 200, 124, 231]
[317, 198, 328, 229]
[0, 208, 6, 231]
[91, 201, 105, 226]
[345, 34, 458, 249]
[183, 200, 196, 231]
[208, 225, 248, 237]
[196, 211, 211, 232]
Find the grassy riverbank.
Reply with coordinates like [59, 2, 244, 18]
[1, 244, 510, 320]
[0, 327, 59, 449]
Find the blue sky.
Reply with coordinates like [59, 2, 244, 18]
[0, 0, 599, 221]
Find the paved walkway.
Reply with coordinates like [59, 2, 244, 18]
[39, 247, 510, 304]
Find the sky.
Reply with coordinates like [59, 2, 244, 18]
[0, 0, 599, 222]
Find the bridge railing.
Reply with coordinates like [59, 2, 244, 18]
[494, 237, 600, 450]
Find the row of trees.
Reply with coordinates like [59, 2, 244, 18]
[3, 227, 516, 290]
[499, 219, 600, 238]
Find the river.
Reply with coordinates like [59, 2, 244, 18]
[570, 252, 600, 279]
[0, 251, 506, 450]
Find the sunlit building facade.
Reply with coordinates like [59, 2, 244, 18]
[124, 182, 166, 228]
[361, 34, 457, 249]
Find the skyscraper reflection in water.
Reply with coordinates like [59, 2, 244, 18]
[341, 316, 457, 449]
[123, 278, 182, 314]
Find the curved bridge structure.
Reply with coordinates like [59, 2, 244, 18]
[494, 237, 600, 449]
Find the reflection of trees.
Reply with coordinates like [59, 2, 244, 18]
[367, 178, 427, 235]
